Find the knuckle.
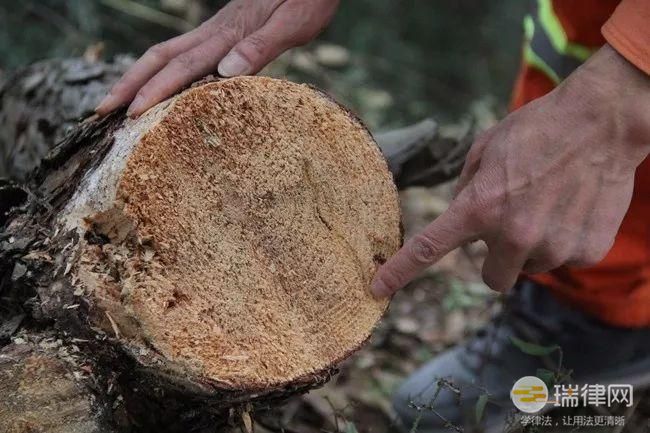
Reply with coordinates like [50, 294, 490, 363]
[376, 268, 404, 294]
[170, 53, 194, 71]
[146, 43, 170, 61]
[408, 234, 441, 265]
[212, 26, 241, 45]
[243, 33, 269, 56]
[466, 204, 493, 229]
[458, 188, 486, 226]
[464, 182, 502, 226]
[575, 248, 608, 267]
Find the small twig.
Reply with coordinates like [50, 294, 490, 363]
[408, 411, 424, 433]
[104, 311, 121, 339]
[253, 416, 302, 433]
[324, 396, 341, 432]
[408, 379, 464, 433]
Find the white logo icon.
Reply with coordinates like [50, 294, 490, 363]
[511, 376, 549, 413]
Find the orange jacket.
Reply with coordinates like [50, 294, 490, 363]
[603, 0, 650, 75]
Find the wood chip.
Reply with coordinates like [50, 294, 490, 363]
[22, 251, 53, 262]
[105, 311, 121, 339]
[241, 411, 253, 433]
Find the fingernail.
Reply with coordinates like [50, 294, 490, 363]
[371, 277, 391, 298]
[127, 95, 144, 118]
[218, 51, 251, 77]
[95, 93, 118, 114]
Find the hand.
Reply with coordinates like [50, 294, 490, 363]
[372, 44, 650, 297]
[95, 0, 339, 117]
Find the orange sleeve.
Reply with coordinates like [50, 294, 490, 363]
[602, 0, 650, 75]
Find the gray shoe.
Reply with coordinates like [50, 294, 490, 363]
[392, 280, 650, 433]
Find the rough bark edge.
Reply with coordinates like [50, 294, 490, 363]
[0, 56, 133, 180]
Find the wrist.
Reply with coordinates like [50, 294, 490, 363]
[556, 44, 650, 168]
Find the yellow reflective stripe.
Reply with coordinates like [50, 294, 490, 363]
[523, 15, 561, 84]
[524, 45, 561, 84]
[537, 0, 595, 61]
[524, 14, 534, 40]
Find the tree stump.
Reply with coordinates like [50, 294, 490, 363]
[1, 72, 401, 431]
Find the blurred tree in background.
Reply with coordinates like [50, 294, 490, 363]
[0, 0, 526, 127]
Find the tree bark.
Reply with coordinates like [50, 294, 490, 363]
[373, 119, 471, 189]
[0, 56, 133, 180]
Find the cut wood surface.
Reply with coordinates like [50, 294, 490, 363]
[62, 76, 402, 390]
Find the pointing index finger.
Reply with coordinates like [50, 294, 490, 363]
[371, 200, 478, 297]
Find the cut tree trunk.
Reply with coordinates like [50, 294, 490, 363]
[1, 62, 402, 432]
[1, 56, 472, 432]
